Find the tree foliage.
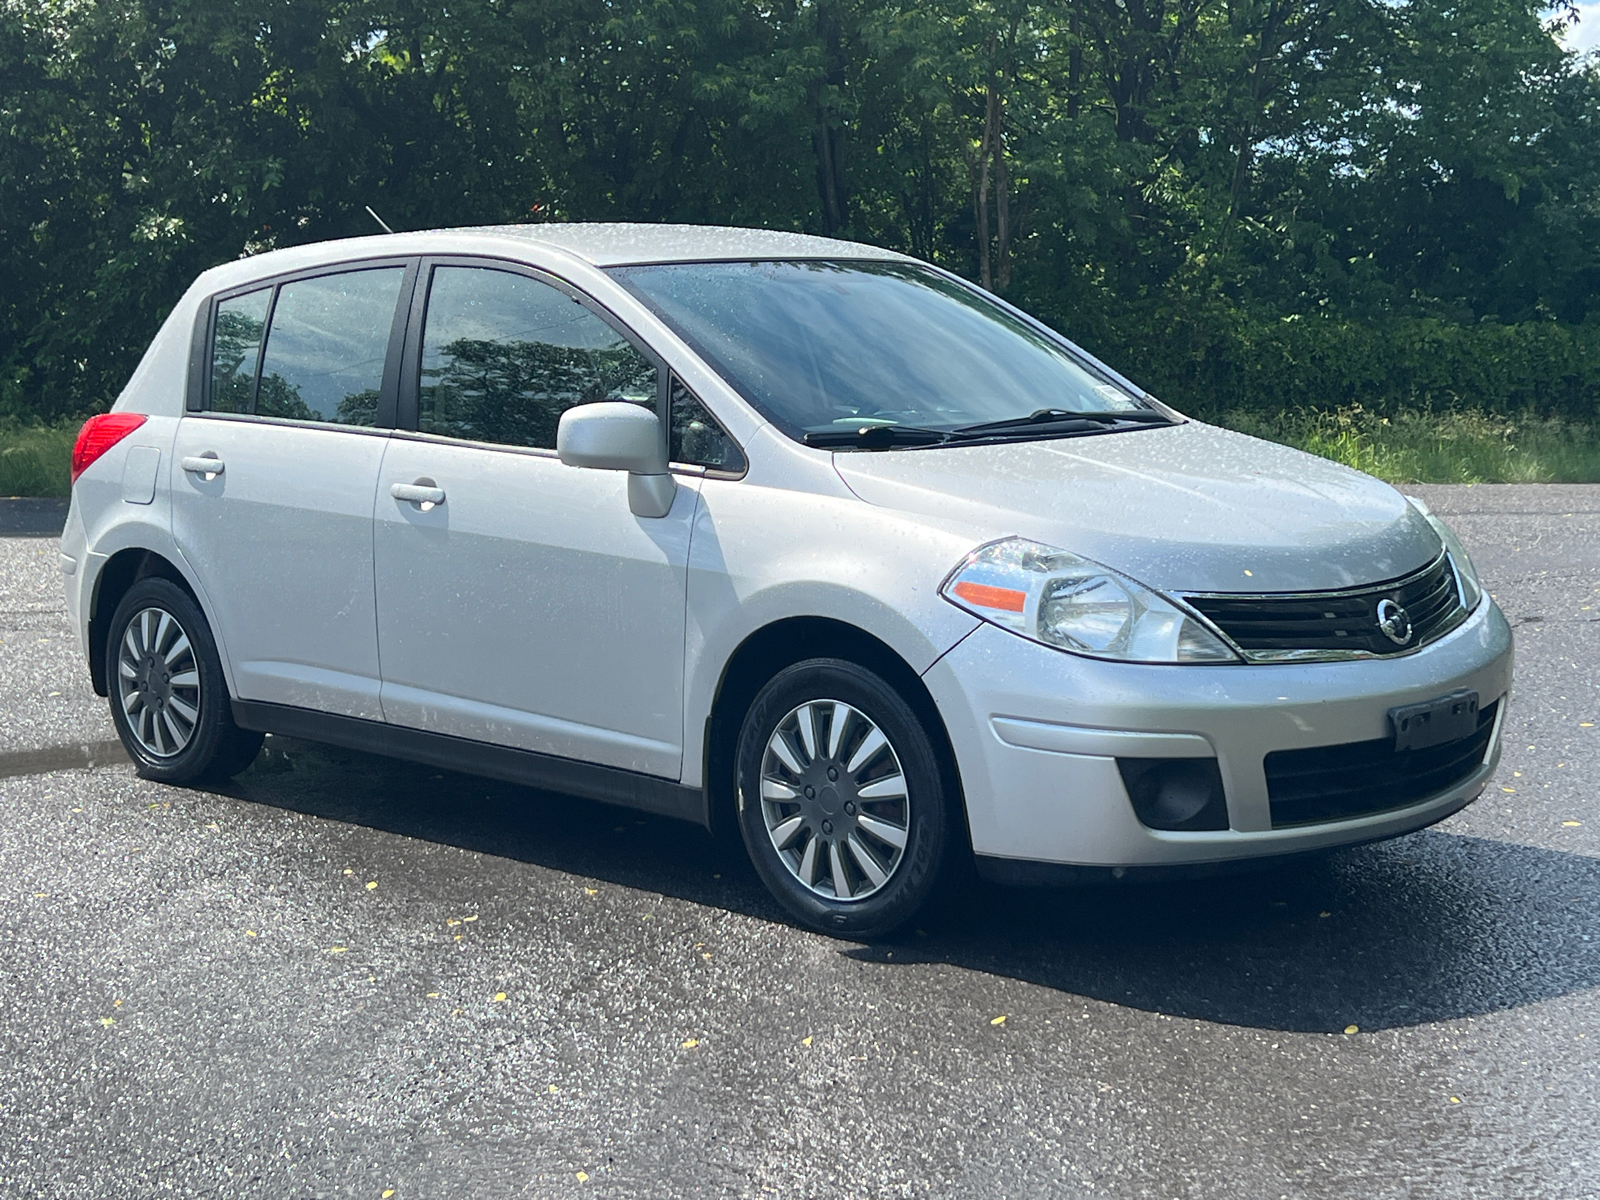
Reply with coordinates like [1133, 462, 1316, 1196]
[2, 0, 1597, 421]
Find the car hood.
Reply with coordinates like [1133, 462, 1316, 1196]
[831, 420, 1440, 594]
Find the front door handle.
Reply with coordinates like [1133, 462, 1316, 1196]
[181, 454, 224, 479]
[391, 480, 445, 509]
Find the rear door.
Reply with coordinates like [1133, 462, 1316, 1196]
[170, 261, 414, 719]
[372, 260, 699, 777]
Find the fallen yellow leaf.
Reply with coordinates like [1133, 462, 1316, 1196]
[383, 1191, 395, 1198]
[366, 881, 378, 890]
[680, 1037, 699, 1048]
[1563, 821, 1582, 827]
[446, 919, 460, 927]
[584, 888, 598, 896]
[99, 1017, 114, 1027]
[343, 869, 354, 875]
[1449, 1096, 1461, 1104]
[701, 952, 712, 961]
[575, 1172, 590, 1183]
[990, 1015, 1007, 1026]
[548, 1084, 560, 1094]
[328, 946, 348, 954]
[1344, 1024, 1359, 1035]
[113, 999, 122, 1007]
[1318, 911, 1331, 918]
[801, 1036, 813, 1046]
[1501, 787, 1515, 793]
[462, 915, 478, 923]
[246, 930, 258, 937]
[493, 992, 507, 1002]
[1581, 723, 1594, 728]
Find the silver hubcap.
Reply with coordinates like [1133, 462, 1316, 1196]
[759, 700, 910, 902]
[117, 606, 200, 758]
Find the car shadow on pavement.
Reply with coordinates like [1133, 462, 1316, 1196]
[225, 735, 1600, 1035]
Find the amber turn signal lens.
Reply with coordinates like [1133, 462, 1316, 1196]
[952, 580, 1027, 612]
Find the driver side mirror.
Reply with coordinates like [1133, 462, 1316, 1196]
[556, 402, 677, 518]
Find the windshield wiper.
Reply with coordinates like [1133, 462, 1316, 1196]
[802, 424, 951, 449]
[950, 408, 1174, 437]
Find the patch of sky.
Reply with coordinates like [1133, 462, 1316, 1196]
[1550, 3, 1600, 55]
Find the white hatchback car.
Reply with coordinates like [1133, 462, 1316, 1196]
[62, 224, 1512, 935]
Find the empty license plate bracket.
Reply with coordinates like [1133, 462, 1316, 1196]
[1389, 689, 1479, 752]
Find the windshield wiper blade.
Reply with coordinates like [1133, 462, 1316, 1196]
[951, 408, 1173, 436]
[802, 424, 950, 449]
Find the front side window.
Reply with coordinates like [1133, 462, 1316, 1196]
[418, 266, 658, 450]
[255, 268, 405, 425]
[610, 260, 1158, 444]
[210, 288, 270, 414]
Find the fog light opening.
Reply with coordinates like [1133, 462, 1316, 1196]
[1117, 757, 1229, 832]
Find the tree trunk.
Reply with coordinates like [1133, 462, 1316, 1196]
[1068, 5, 1082, 120]
[812, 1, 850, 236]
[814, 124, 848, 235]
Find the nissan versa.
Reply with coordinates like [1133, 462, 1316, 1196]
[61, 224, 1513, 936]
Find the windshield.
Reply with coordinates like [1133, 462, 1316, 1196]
[607, 260, 1156, 443]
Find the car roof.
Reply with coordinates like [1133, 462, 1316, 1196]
[461, 222, 910, 266]
[190, 222, 914, 297]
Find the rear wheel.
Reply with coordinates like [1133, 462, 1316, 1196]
[735, 658, 951, 938]
[106, 578, 262, 784]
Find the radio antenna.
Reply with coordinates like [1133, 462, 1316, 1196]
[365, 205, 396, 235]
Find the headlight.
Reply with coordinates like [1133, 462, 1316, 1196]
[1406, 497, 1483, 612]
[940, 538, 1238, 663]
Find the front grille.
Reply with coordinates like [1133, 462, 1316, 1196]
[1183, 554, 1467, 661]
[1264, 701, 1498, 828]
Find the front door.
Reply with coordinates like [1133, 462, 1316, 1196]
[373, 262, 698, 778]
[170, 264, 409, 720]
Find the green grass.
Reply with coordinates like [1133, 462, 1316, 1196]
[1216, 407, 1600, 484]
[0, 419, 77, 497]
[2, 408, 1598, 496]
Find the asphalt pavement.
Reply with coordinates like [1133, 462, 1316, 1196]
[1, 485, 1596, 1199]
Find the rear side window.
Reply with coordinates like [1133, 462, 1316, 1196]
[256, 269, 405, 425]
[206, 266, 404, 426]
[418, 266, 658, 450]
[210, 289, 270, 414]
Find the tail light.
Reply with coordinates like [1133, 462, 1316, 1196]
[70, 413, 147, 485]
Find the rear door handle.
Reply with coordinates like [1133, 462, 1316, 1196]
[181, 455, 224, 478]
[391, 481, 445, 508]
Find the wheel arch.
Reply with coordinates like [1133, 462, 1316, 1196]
[88, 548, 203, 697]
[703, 616, 969, 851]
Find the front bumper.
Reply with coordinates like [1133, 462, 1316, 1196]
[921, 597, 1513, 868]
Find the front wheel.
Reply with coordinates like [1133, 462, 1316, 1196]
[735, 658, 952, 938]
[106, 577, 262, 784]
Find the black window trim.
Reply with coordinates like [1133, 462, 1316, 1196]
[186, 255, 421, 434]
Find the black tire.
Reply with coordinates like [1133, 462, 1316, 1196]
[735, 658, 951, 938]
[105, 577, 262, 784]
